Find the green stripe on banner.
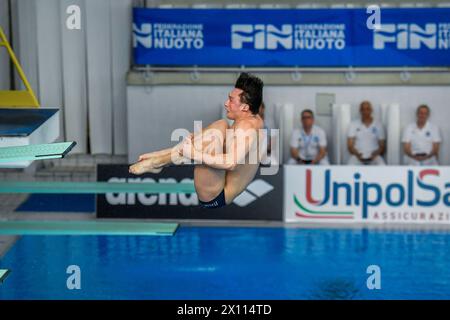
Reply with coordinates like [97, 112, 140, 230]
[0, 181, 196, 194]
[0, 221, 178, 236]
[0, 269, 11, 283]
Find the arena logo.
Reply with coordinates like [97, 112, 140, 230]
[231, 24, 346, 50]
[232, 179, 274, 207]
[105, 177, 198, 206]
[104, 177, 273, 207]
[133, 22, 204, 50]
[373, 23, 450, 50]
[294, 169, 450, 220]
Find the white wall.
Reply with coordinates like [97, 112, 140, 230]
[9, 0, 132, 155]
[127, 85, 224, 162]
[128, 85, 450, 165]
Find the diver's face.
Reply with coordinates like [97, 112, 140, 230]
[224, 88, 244, 120]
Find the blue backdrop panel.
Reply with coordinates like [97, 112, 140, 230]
[133, 8, 450, 67]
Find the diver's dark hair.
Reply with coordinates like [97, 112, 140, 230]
[234, 73, 264, 115]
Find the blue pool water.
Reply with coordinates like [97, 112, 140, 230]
[1, 226, 450, 300]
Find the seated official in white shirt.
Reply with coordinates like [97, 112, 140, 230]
[347, 101, 386, 165]
[288, 109, 329, 165]
[402, 104, 441, 166]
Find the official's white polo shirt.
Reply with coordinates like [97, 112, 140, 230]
[290, 125, 327, 161]
[402, 121, 441, 155]
[347, 119, 385, 158]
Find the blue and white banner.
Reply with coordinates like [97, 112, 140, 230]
[133, 8, 450, 67]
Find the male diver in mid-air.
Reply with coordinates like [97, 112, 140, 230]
[129, 73, 265, 209]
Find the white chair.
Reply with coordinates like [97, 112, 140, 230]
[331, 103, 351, 165]
[385, 103, 401, 165]
[279, 103, 295, 164]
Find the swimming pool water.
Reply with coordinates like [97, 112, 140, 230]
[1, 226, 450, 300]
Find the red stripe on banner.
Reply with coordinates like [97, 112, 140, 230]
[419, 169, 439, 180]
[305, 169, 321, 205]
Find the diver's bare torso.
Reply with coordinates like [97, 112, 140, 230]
[195, 115, 264, 205]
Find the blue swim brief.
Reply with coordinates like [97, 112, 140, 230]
[198, 189, 226, 209]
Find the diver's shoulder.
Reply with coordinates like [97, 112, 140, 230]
[235, 117, 261, 129]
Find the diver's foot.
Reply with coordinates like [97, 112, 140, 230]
[129, 157, 163, 175]
[137, 149, 168, 162]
